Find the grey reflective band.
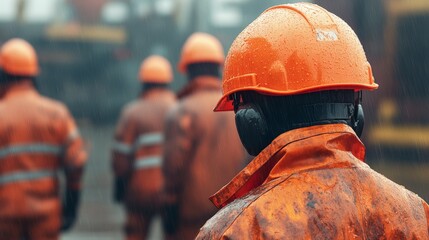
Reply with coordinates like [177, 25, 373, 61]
[134, 156, 162, 169]
[135, 133, 163, 148]
[0, 144, 62, 159]
[112, 141, 133, 154]
[113, 133, 163, 155]
[67, 129, 80, 142]
[0, 170, 57, 185]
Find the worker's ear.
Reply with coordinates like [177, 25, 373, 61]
[235, 103, 271, 156]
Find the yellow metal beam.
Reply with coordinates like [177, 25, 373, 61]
[369, 125, 429, 148]
[45, 25, 127, 44]
[387, 0, 429, 17]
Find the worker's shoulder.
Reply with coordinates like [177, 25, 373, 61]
[119, 100, 142, 118]
[181, 87, 220, 108]
[165, 99, 209, 131]
[201, 166, 429, 239]
[35, 94, 72, 116]
[165, 100, 191, 119]
[199, 176, 294, 239]
[168, 97, 217, 127]
[360, 163, 425, 203]
[202, 167, 365, 237]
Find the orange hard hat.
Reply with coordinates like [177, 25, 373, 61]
[178, 32, 225, 73]
[139, 55, 173, 84]
[0, 38, 39, 76]
[214, 3, 378, 112]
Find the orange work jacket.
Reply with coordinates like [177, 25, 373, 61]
[0, 81, 87, 218]
[197, 124, 429, 239]
[112, 89, 176, 207]
[163, 77, 246, 239]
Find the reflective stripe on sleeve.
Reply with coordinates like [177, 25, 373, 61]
[67, 129, 80, 142]
[135, 133, 163, 148]
[112, 141, 133, 155]
[0, 170, 57, 185]
[0, 144, 62, 159]
[134, 156, 162, 170]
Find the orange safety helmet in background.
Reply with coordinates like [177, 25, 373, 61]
[0, 38, 39, 77]
[139, 55, 173, 84]
[178, 32, 225, 73]
[214, 3, 378, 112]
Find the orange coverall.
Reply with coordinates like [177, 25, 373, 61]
[0, 81, 87, 240]
[197, 124, 429, 239]
[163, 77, 246, 240]
[112, 89, 176, 240]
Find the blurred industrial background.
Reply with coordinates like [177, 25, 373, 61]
[1, 0, 428, 239]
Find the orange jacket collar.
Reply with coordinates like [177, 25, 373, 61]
[2, 80, 37, 99]
[177, 76, 221, 99]
[210, 124, 366, 208]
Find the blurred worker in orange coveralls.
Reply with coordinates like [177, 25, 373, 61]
[196, 3, 429, 239]
[112, 55, 176, 240]
[161, 33, 247, 240]
[0, 38, 87, 240]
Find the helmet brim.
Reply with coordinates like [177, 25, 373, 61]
[214, 83, 379, 112]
